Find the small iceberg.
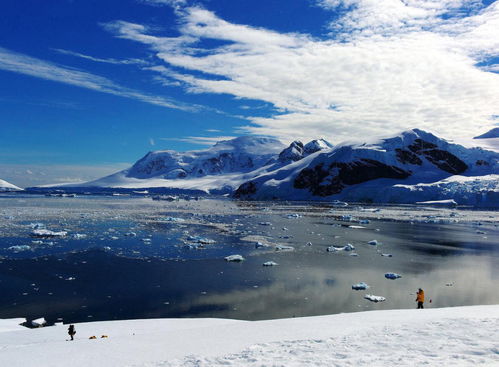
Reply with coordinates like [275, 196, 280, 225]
[275, 245, 294, 251]
[255, 241, 270, 249]
[331, 200, 348, 207]
[368, 240, 378, 246]
[72, 233, 87, 239]
[364, 294, 386, 302]
[31, 229, 67, 238]
[164, 217, 185, 222]
[381, 253, 393, 257]
[352, 282, 369, 290]
[225, 254, 245, 262]
[262, 261, 279, 266]
[8, 245, 31, 252]
[327, 244, 355, 252]
[385, 272, 402, 280]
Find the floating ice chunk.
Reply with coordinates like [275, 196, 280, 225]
[349, 252, 359, 256]
[327, 244, 355, 252]
[8, 245, 31, 252]
[65, 277, 76, 281]
[285, 213, 302, 219]
[255, 242, 270, 249]
[31, 317, 46, 327]
[110, 236, 119, 240]
[446, 282, 454, 286]
[142, 238, 152, 243]
[125, 232, 137, 237]
[187, 236, 215, 244]
[183, 243, 203, 250]
[348, 225, 366, 229]
[164, 217, 185, 222]
[259, 222, 272, 226]
[340, 215, 355, 221]
[31, 229, 67, 238]
[29, 223, 45, 229]
[262, 261, 279, 266]
[103, 246, 111, 251]
[368, 240, 378, 246]
[364, 294, 386, 302]
[225, 254, 245, 262]
[275, 245, 294, 251]
[282, 227, 289, 231]
[385, 272, 402, 280]
[381, 253, 393, 257]
[31, 240, 43, 245]
[72, 233, 87, 239]
[352, 282, 369, 290]
[359, 219, 370, 224]
[306, 242, 312, 246]
[331, 200, 348, 207]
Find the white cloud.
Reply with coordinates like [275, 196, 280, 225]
[53, 48, 149, 65]
[161, 135, 237, 146]
[107, 3, 499, 143]
[0, 47, 195, 111]
[0, 163, 131, 188]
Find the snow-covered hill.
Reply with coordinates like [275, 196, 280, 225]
[44, 136, 332, 193]
[34, 129, 498, 205]
[474, 127, 499, 139]
[0, 178, 22, 192]
[234, 129, 499, 206]
[1, 305, 498, 367]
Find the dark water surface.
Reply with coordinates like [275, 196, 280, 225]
[0, 194, 497, 324]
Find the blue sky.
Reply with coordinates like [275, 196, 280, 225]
[1, 0, 498, 187]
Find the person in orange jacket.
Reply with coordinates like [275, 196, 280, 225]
[416, 288, 424, 309]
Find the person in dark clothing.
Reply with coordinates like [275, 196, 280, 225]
[416, 288, 424, 309]
[68, 324, 76, 340]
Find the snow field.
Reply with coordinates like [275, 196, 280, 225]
[1, 305, 498, 367]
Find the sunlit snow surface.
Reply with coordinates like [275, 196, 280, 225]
[0, 194, 498, 324]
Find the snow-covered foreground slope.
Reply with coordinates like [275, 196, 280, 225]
[1, 305, 498, 367]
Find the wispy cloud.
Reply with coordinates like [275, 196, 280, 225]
[161, 135, 237, 146]
[0, 162, 131, 188]
[53, 48, 149, 65]
[104, 2, 499, 143]
[0, 47, 196, 111]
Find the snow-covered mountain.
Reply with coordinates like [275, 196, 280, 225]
[35, 129, 498, 205]
[474, 127, 499, 139]
[234, 129, 499, 206]
[42, 136, 335, 193]
[0, 178, 22, 192]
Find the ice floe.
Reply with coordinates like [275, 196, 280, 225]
[352, 282, 369, 290]
[224, 255, 245, 262]
[262, 261, 279, 266]
[364, 294, 386, 302]
[385, 272, 402, 279]
[31, 229, 67, 238]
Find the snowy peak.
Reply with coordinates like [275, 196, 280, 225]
[126, 136, 286, 180]
[303, 139, 333, 155]
[0, 178, 22, 191]
[279, 141, 304, 162]
[474, 128, 499, 139]
[279, 139, 333, 163]
[209, 136, 285, 155]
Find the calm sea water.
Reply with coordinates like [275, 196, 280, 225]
[0, 194, 497, 324]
